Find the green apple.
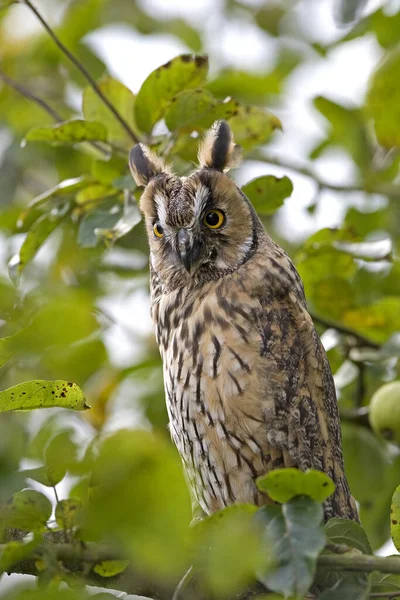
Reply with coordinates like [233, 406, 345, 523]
[369, 381, 400, 444]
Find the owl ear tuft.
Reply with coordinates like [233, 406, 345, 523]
[129, 143, 169, 187]
[198, 120, 243, 172]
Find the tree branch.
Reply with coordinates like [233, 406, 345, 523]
[0, 69, 63, 121]
[318, 553, 400, 574]
[310, 312, 381, 349]
[249, 150, 400, 200]
[3, 537, 400, 598]
[21, 0, 139, 144]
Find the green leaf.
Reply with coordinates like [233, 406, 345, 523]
[0, 380, 89, 413]
[77, 207, 122, 248]
[9, 213, 62, 282]
[0, 490, 51, 530]
[164, 89, 238, 133]
[391, 484, 400, 552]
[313, 96, 371, 168]
[94, 191, 142, 246]
[83, 77, 136, 144]
[93, 560, 129, 577]
[255, 497, 326, 599]
[242, 175, 293, 215]
[75, 183, 117, 205]
[341, 423, 388, 505]
[319, 574, 370, 599]
[55, 498, 83, 529]
[0, 333, 17, 368]
[24, 119, 108, 145]
[194, 504, 262, 596]
[24, 176, 91, 212]
[256, 468, 335, 504]
[229, 106, 281, 150]
[0, 535, 42, 572]
[23, 464, 65, 487]
[135, 54, 209, 134]
[324, 518, 372, 554]
[366, 47, 400, 149]
[343, 297, 400, 343]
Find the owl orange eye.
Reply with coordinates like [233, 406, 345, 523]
[203, 209, 225, 229]
[153, 223, 164, 238]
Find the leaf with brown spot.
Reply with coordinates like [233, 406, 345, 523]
[135, 54, 209, 134]
[0, 380, 89, 413]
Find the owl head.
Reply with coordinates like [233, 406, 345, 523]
[129, 120, 263, 289]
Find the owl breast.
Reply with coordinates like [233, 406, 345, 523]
[154, 276, 276, 515]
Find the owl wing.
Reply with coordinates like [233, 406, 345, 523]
[257, 287, 358, 521]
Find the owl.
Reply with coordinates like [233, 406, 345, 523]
[129, 120, 358, 522]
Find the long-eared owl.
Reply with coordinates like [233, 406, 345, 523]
[129, 120, 358, 522]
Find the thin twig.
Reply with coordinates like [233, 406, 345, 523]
[0, 69, 113, 158]
[249, 150, 400, 200]
[21, 0, 139, 144]
[0, 69, 63, 121]
[318, 554, 400, 574]
[369, 593, 400, 599]
[310, 312, 381, 349]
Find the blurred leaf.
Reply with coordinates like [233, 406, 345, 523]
[0, 333, 17, 368]
[341, 423, 388, 506]
[256, 468, 335, 504]
[77, 207, 122, 248]
[319, 574, 370, 599]
[83, 77, 136, 144]
[23, 176, 91, 212]
[23, 464, 65, 487]
[0, 380, 88, 413]
[334, 360, 359, 390]
[75, 183, 117, 205]
[9, 213, 63, 282]
[229, 106, 281, 150]
[366, 47, 400, 149]
[95, 191, 142, 246]
[83, 429, 191, 578]
[255, 4, 287, 36]
[135, 54, 209, 133]
[91, 155, 128, 185]
[0, 489, 51, 530]
[165, 89, 238, 133]
[0, 535, 41, 572]
[360, 455, 400, 550]
[369, 9, 400, 48]
[242, 175, 293, 215]
[45, 430, 78, 476]
[93, 560, 129, 577]
[55, 498, 83, 529]
[370, 571, 400, 595]
[343, 297, 400, 343]
[391, 484, 400, 552]
[324, 518, 372, 554]
[313, 96, 371, 168]
[24, 119, 108, 145]
[255, 497, 325, 599]
[194, 504, 262, 596]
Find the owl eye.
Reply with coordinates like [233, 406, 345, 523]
[153, 222, 164, 238]
[203, 209, 225, 229]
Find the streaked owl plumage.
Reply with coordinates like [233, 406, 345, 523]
[129, 120, 358, 521]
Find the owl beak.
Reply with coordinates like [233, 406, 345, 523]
[177, 229, 201, 273]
